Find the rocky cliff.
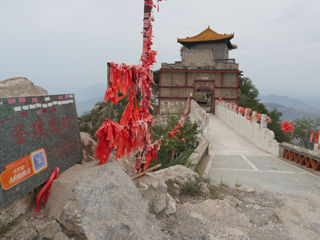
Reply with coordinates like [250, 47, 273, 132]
[0, 77, 48, 98]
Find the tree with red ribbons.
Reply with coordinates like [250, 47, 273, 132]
[292, 116, 320, 149]
[95, 0, 164, 172]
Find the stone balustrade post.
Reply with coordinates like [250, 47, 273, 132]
[252, 111, 257, 124]
[261, 114, 267, 128]
[260, 114, 267, 144]
[244, 108, 250, 118]
[233, 105, 238, 113]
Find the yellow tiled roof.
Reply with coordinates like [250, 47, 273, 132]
[178, 27, 234, 43]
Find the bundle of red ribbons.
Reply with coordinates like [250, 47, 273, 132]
[95, 0, 163, 171]
[280, 121, 294, 135]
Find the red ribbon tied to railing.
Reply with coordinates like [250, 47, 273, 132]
[245, 108, 252, 121]
[281, 121, 294, 135]
[256, 113, 262, 122]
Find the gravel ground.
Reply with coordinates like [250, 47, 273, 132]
[159, 184, 320, 240]
[2, 183, 320, 240]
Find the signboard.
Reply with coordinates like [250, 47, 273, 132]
[314, 144, 320, 153]
[200, 74, 209, 80]
[0, 94, 83, 207]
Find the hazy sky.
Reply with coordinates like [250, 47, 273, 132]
[0, 0, 319, 100]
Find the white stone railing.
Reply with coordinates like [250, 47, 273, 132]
[215, 101, 279, 155]
[189, 100, 209, 138]
[188, 100, 210, 173]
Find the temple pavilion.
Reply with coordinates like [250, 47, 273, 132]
[157, 27, 243, 114]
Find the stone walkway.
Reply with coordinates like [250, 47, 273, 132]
[205, 114, 320, 195]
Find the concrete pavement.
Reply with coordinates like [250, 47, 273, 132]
[204, 114, 320, 195]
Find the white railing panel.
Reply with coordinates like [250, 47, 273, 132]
[189, 100, 209, 138]
[214, 101, 279, 155]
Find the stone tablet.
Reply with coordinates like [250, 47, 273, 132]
[0, 94, 83, 207]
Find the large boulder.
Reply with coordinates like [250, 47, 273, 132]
[0, 192, 32, 228]
[133, 175, 168, 214]
[45, 161, 167, 240]
[80, 132, 99, 164]
[147, 165, 208, 197]
[116, 152, 136, 175]
[0, 77, 48, 98]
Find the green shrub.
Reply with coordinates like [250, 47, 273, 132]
[150, 115, 202, 170]
[181, 174, 210, 196]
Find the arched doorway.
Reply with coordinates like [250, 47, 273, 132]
[193, 80, 215, 113]
[194, 87, 214, 113]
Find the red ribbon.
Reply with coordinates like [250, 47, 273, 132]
[310, 130, 314, 142]
[168, 98, 190, 143]
[315, 132, 320, 144]
[245, 108, 252, 121]
[34, 167, 59, 212]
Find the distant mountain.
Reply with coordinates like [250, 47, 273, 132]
[75, 95, 104, 116]
[260, 94, 320, 114]
[46, 82, 106, 102]
[264, 102, 320, 121]
[73, 82, 106, 102]
[46, 85, 83, 95]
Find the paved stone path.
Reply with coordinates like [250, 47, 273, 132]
[205, 114, 320, 195]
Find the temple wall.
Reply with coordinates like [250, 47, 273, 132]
[161, 72, 185, 86]
[187, 72, 199, 86]
[190, 43, 228, 59]
[159, 71, 238, 114]
[186, 72, 222, 86]
[163, 71, 224, 87]
[182, 50, 214, 67]
[214, 88, 237, 101]
[159, 99, 187, 115]
[224, 73, 237, 87]
[160, 88, 191, 98]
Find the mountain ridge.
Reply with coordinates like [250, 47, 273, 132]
[264, 102, 320, 121]
[260, 94, 320, 114]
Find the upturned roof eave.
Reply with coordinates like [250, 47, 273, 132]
[179, 38, 237, 50]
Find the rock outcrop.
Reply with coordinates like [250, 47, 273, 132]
[133, 174, 168, 214]
[116, 152, 136, 175]
[0, 77, 48, 98]
[0, 192, 32, 228]
[147, 165, 200, 197]
[45, 161, 167, 239]
[80, 132, 99, 164]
